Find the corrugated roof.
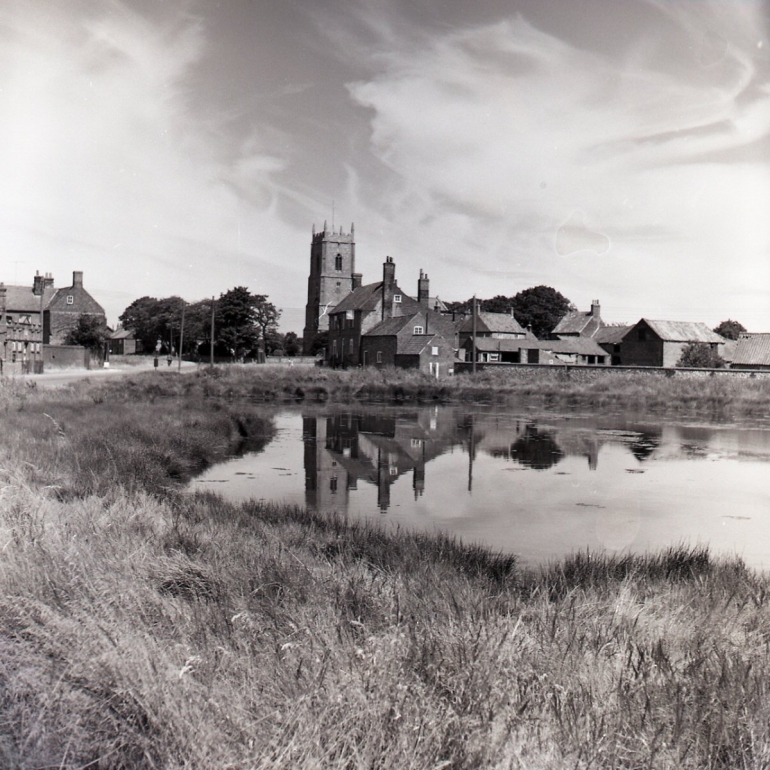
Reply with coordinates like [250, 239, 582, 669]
[731, 334, 770, 366]
[537, 337, 607, 356]
[594, 326, 631, 344]
[642, 320, 724, 343]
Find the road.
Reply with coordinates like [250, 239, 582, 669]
[11, 359, 200, 390]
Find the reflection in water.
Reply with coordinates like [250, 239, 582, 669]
[629, 430, 661, 462]
[510, 424, 565, 470]
[195, 405, 770, 568]
[304, 409, 462, 514]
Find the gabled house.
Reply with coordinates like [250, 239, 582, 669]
[0, 270, 105, 366]
[552, 300, 605, 338]
[458, 311, 529, 347]
[594, 325, 632, 366]
[327, 257, 421, 367]
[361, 312, 455, 378]
[730, 333, 770, 370]
[621, 319, 725, 368]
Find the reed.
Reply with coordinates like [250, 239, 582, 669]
[1, 373, 769, 768]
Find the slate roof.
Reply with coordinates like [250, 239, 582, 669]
[731, 334, 770, 367]
[2, 284, 57, 311]
[594, 326, 631, 344]
[109, 328, 135, 340]
[366, 315, 414, 336]
[330, 282, 383, 314]
[467, 336, 606, 356]
[641, 320, 724, 344]
[459, 312, 527, 335]
[396, 334, 442, 355]
[552, 311, 594, 335]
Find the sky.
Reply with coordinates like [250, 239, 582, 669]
[0, 0, 768, 333]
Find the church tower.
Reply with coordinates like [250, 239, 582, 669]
[303, 222, 357, 354]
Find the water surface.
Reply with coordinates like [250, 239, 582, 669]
[191, 405, 770, 568]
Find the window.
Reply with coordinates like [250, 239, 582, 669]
[376, 351, 383, 363]
[394, 294, 402, 303]
[349, 338, 354, 353]
[336, 281, 341, 288]
[66, 295, 74, 305]
[330, 476, 338, 493]
[413, 325, 423, 335]
[18, 314, 31, 325]
[431, 346, 439, 356]
[332, 339, 337, 354]
[5, 315, 11, 325]
[587, 355, 595, 364]
[488, 353, 500, 362]
[335, 254, 342, 270]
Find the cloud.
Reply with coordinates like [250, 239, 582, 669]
[0, 1, 306, 323]
[342, 3, 770, 326]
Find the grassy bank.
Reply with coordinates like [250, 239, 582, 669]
[1, 372, 770, 768]
[78, 363, 770, 420]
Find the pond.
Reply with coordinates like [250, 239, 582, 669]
[191, 404, 770, 568]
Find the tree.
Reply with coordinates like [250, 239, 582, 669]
[283, 331, 301, 357]
[64, 314, 108, 354]
[217, 287, 261, 360]
[713, 319, 746, 340]
[510, 286, 574, 339]
[118, 296, 185, 354]
[252, 294, 281, 354]
[677, 343, 726, 368]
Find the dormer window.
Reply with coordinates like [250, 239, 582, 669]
[66, 295, 74, 305]
[394, 294, 402, 303]
[413, 325, 424, 335]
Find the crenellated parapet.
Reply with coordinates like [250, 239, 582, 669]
[312, 221, 355, 243]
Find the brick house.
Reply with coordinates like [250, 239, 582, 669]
[552, 300, 605, 338]
[0, 270, 105, 368]
[457, 310, 529, 349]
[361, 312, 455, 378]
[620, 319, 725, 368]
[327, 257, 422, 367]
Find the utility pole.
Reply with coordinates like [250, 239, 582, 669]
[209, 296, 215, 367]
[471, 295, 477, 375]
[178, 302, 185, 373]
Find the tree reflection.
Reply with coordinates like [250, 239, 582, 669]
[629, 431, 661, 462]
[510, 424, 564, 470]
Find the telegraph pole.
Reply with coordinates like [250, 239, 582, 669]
[178, 302, 185, 373]
[209, 296, 215, 367]
[471, 295, 477, 375]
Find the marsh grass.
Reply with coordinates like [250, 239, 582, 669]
[80, 364, 770, 420]
[1, 372, 770, 768]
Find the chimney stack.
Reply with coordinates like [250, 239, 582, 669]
[352, 273, 363, 289]
[590, 299, 600, 317]
[418, 269, 430, 307]
[73, 271, 83, 288]
[382, 256, 395, 288]
[33, 270, 44, 296]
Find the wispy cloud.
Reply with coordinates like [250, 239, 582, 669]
[0, 1, 306, 321]
[341, 1, 770, 325]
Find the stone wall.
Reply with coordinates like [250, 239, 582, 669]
[454, 362, 770, 380]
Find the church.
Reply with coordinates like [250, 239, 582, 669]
[302, 224, 458, 377]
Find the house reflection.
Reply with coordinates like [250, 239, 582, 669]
[303, 409, 461, 514]
[303, 409, 623, 516]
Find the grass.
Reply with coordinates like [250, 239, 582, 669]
[1, 369, 770, 768]
[74, 363, 770, 421]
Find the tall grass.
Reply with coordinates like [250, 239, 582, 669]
[1, 372, 769, 768]
[80, 364, 770, 419]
